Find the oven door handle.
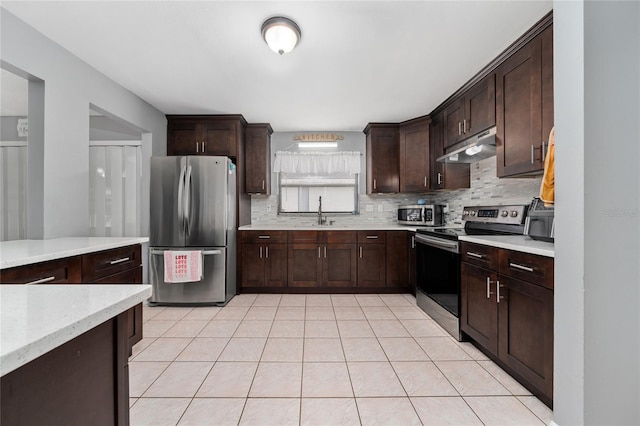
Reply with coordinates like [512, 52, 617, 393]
[414, 234, 459, 253]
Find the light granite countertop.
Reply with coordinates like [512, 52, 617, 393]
[0, 237, 149, 269]
[0, 284, 151, 376]
[238, 224, 420, 232]
[459, 235, 555, 257]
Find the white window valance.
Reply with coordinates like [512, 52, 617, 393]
[273, 151, 361, 175]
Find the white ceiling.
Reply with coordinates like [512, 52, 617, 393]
[2, 1, 552, 131]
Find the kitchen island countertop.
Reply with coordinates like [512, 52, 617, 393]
[0, 237, 149, 269]
[459, 235, 555, 257]
[0, 284, 151, 376]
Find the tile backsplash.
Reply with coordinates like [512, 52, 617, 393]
[250, 157, 542, 227]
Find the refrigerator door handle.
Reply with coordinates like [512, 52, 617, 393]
[177, 164, 186, 224]
[184, 164, 193, 236]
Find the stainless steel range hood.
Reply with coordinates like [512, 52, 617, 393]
[436, 127, 497, 164]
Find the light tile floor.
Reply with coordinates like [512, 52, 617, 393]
[129, 293, 554, 425]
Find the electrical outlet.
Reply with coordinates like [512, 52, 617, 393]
[366, 204, 374, 212]
[266, 204, 272, 213]
[377, 204, 384, 213]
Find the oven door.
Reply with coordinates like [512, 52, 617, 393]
[415, 233, 461, 339]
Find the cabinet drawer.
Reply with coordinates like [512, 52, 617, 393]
[461, 242, 499, 270]
[82, 245, 142, 282]
[92, 266, 143, 284]
[357, 231, 386, 244]
[324, 231, 357, 244]
[499, 250, 554, 290]
[240, 230, 287, 244]
[0, 256, 82, 284]
[288, 231, 318, 244]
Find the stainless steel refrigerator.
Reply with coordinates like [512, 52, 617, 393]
[148, 156, 236, 305]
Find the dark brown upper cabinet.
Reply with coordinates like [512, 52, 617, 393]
[429, 111, 470, 190]
[363, 123, 400, 194]
[399, 117, 431, 193]
[167, 115, 246, 158]
[496, 25, 553, 177]
[245, 123, 273, 195]
[443, 74, 496, 148]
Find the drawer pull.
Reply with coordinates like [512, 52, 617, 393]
[366, 235, 378, 239]
[26, 276, 56, 285]
[109, 257, 130, 265]
[466, 252, 484, 259]
[258, 235, 271, 239]
[509, 262, 535, 273]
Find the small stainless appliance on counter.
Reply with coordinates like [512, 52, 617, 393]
[398, 204, 444, 226]
[414, 204, 528, 340]
[524, 197, 555, 242]
[148, 156, 236, 306]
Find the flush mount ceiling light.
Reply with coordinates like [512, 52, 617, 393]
[261, 16, 301, 55]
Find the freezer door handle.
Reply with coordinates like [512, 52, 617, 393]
[150, 249, 222, 256]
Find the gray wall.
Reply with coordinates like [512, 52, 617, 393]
[554, 1, 640, 425]
[0, 8, 166, 238]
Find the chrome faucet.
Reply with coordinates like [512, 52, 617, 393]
[318, 196, 325, 225]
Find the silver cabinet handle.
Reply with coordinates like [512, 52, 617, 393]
[486, 276, 491, 299]
[196, 141, 199, 153]
[109, 257, 130, 265]
[458, 122, 462, 136]
[258, 235, 271, 239]
[411, 236, 415, 249]
[509, 262, 535, 272]
[373, 179, 377, 190]
[366, 235, 378, 239]
[497, 281, 504, 303]
[202, 142, 206, 153]
[26, 276, 56, 285]
[466, 252, 484, 259]
[265, 247, 269, 258]
[262, 180, 265, 191]
[463, 119, 468, 134]
[424, 176, 427, 187]
[531, 145, 535, 164]
[318, 247, 321, 259]
[324, 246, 327, 258]
[437, 172, 442, 185]
[541, 141, 547, 162]
[259, 247, 263, 258]
[359, 246, 363, 258]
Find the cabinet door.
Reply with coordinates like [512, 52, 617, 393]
[323, 244, 357, 287]
[365, 125, 399, 193]
[357, 244, 386, 287]
[201, 120, 237, 157]
[386, 231, 408, 289]
[265, 244, 287, 287]
[540, 26, 554, 153]
[408, 233, 417, 295]
[465, 73, 496, 136]
[245, 124, 272, 194]
[442, 98, 466, 147]
[429, 112, 470, 190]
[241, 244, 266, 287]
[399, 120, 430, 193]
[496, 34, 544, 177]
[288, 244, 322, 287]
[0, 256, 82, 284]
[460, 262, 498, 355]
[498, 275, 553, 401]
[167, 120, 201, 155]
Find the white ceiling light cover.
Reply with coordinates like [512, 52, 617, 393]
[261, 16, 301, 55]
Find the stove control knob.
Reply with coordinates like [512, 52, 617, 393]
[501, 211, 509, 217]
[510, 210, 518, 217]
[470, 211, 476, 217]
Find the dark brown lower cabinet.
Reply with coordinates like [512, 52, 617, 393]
[241, 243, 287, 288]
[323, 244, 357, 287]
[461, 262, 499, 355]
[1, 312, 129, 425]
[498, 275, 554, 403]
[386, 231, 409, 291]
[357, 243, 386, 287]
[288, 243, 322, 288]
[461, 241, 554, 407]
